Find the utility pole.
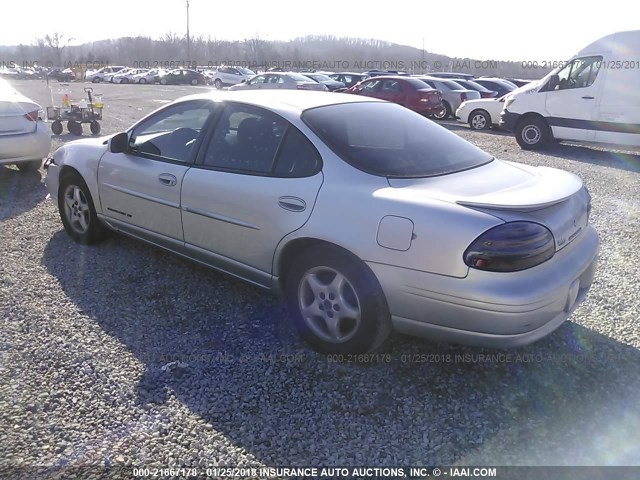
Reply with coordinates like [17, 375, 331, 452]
[186, 0, 191, 64]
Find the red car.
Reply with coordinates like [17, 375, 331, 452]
[345, 76, 444, 116]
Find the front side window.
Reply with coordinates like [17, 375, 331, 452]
[248, 75, 266, 85]
[129, 100, 216, 163]
[556, 56, 603, 90]
[303, 102, 492, 178]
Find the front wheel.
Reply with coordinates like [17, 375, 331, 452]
[92, 77, 100, 83]
[284, 245, 391, 354]
[469, 110, 490, 130]
[191, 78, 199, 85]
[515, 116, 552, 150]
[214, 79, 223, 89]
[58, 172, 107, 244]
[160, 78, 168, 85]
[51, 120, 63, 135]
[139, 78, 147, 84]
[90, 121, 101, 135]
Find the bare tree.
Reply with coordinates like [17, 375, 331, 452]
[42, 32, 74, 66]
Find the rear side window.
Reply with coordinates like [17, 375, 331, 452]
[273, 128, 321, 177]
[202, 103, 321, 177]
[303, 102, 493, 178]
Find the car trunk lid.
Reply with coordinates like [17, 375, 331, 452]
[387, 160, 588, 251]
[0, 100, 40, 135]
[417, 88, 443, 105]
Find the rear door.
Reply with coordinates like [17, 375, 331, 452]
[181, 102, 323, 278]
[97, 99, 217, 242]
[376, 79, 407, 106]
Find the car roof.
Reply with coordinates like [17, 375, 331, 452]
[175, 90, 382, 112]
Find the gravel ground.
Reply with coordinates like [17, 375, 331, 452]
[1, 79, 640, 478]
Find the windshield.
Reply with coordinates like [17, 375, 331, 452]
[238, 67, 255, 75]
[309, 74, 332, 82]
[288, 72, 315, 82]
[302, 102, 493, 178]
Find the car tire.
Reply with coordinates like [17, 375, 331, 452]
[51, 120, 63, 135]
[122, 78, 129, 84]
[214, 79, 223, 89]
[284, 244, 392, 354]
[16, 160, 42, 172]
[139, 78, 147, 84]
[469, 110, 491, 130]
[160, 78, 167, 85]
[58, 171, 107, 245]
[191, 78, 198, 86]
[515, 116, 552, 150]
[92, 77, 100, 83]
[90, 121, 101, 135]
[433, 101, 451, 120]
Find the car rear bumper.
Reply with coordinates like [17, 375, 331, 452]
[499, 109, 520, 132]
[367, 225, 599, 348]
[0, 122, 51, 164]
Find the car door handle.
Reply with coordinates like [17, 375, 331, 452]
[158, 173, 177, 186]
[278, 196, 306, 212]
[582, 96, 595, 99]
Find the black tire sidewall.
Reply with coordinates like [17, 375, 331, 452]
[516, 117, 550, 150]
[470, 110, 490, 130]
[284, 245, 391, 354]
[58, 172, 105, 244]
[51, 121, 63, 135]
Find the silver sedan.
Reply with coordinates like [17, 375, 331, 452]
[44, 91, 599, 354]
[228, 72, 327, 91]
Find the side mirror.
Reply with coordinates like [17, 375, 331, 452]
[547, 74, 559, 91]
[240, 79, 247, 83]
[109, 132, 129, 154]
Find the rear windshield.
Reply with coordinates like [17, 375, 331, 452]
[440, 80, 465, 90]
[462, 80, 490, 92]
[302, 102, 493, 178]
[288, 72, 315, 82]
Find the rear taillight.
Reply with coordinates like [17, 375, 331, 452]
[24, 110, 39, 121]
[460, 93, 467, 102]
[464, 222, 555, 272]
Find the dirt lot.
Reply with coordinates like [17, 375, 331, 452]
[1, 78, 640, 476]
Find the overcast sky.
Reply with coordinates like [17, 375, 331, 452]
[1, 0, 636, 61]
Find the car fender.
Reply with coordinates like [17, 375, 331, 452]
[52, 138, 110, 213]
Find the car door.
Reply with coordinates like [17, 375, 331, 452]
[98, 99, 217, 243]
[181, 102, 323, 284]
[376, 79, 406, 106]
[545, 56, 603, 142]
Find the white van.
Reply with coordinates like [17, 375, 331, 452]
[500, 30, 640, 150]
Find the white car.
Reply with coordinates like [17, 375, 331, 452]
[228, 72, 327, 91]
[44, 90, 598, 353]
[104, 68, 133, 83]
[112, 68, 149, 84]
[132, 69, 165, 84]
[456, 95, 508, 130]
[85, 66, 126, 83]
[211, 66, 256, 89]
[0, 79, 51, 171]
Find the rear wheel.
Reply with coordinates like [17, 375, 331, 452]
[16, 160, 42, 172]
[58, 171, 107, 244]
[67, 121, 82, 136]
[469, 110, 491, 130]
[515, 116, 552, 150]
[284, 245, 391, 354]
[92, 77, 100, 83]
[191, 78, 199, 85]
[433, 101, 451, 120]
[160, 78, 168, 85]
[139, 78, 147, 84]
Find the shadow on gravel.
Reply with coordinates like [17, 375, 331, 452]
[0, 166, 45, 221]
[41, 231, 640, 466]
[543, 143, 640, 174]
[439, 120, 511, 137]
